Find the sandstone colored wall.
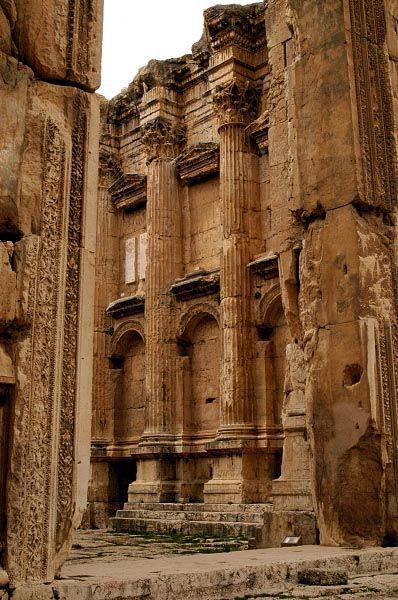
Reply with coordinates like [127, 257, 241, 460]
[92, 0, 398, 549]
[0, 0, 103, 586]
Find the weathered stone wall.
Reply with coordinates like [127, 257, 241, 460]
[92, 0, 398, 549]
[0, 0, 103, 586]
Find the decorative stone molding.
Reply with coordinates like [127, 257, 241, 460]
[213, 79, 260, 126]
[250, 113, 269, 156]
[178, 301, 220, 339]
[108, 174, 147, 211]
[204, 3, 266, 53]
[106, 295, 145, 319]
[349, 0, 397, 210]
[110, 319, 146, 356]
[170, 269, 220, 302]
[176, 143, 220, 184]
[141, 118, 185, 163]
[249, 254, 279, 281]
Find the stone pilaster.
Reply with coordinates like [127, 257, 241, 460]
[128, 118, 184, 502]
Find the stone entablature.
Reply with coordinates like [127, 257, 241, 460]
[170, 270, 220, 302]
[106, 295, 145, 319]
[108, 174, 147, 211]
[249, 255, 279, 281]
[176, 143, 220, 185]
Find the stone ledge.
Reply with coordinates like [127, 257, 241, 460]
[108, 173, 147, 211]
[176, 143, 220, 185]
[249, 254, 279, 280]
[170, 270, 220, 301]
[106, 295, 145, 319]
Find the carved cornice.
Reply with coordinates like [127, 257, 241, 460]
[106, 295, 145, 319]
[250, 113, 269, 156]
[249, 254, 279, 281]
[108, 174, 147, 211]
[213, 79, 261, 126]
[141, 118, 185, 162]
[170, 270, 220, 302]
[204, 4, 266, 53]
[176, 143, 220, 184]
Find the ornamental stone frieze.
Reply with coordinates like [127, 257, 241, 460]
[213, 79, 261, 126]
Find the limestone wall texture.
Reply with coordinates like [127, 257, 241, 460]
[0, 0, 103, 587]
[92, 0, 398, 549]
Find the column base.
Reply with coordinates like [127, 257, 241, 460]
[127, 453, 177, 504]
[203, 441, 275, 504]
[272, 415, 313, 511]
[272, 478, 313, 511]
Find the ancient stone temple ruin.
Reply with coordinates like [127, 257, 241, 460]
[1, 0, 398, 594]
[89, 0, 398, 549]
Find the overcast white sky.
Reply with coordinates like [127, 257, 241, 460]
[99, 0, 256, 99]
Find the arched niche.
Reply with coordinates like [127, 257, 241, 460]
[109, 322, 146, 444]
[256, 288, 289, 428]
[178, 307, 221, 440]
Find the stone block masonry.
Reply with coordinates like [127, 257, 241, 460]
[91, 0, 398, 550]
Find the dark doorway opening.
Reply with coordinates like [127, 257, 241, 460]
[108, 460, 136, 516]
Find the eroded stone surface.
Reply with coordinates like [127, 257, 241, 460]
[0, 0, 102, 588]
[89, 0, 398, 553]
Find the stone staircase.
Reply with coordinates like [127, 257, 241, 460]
[110, 503, 274, 546]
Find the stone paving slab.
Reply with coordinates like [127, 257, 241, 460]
[10, 531, 398, 599]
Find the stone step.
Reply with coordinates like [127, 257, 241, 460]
[110, 516, 264, 541]
[123, 502, 273, 514]
[115, 508, 266, 524]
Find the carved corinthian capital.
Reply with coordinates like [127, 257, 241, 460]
[141, 118, 186, 163]
[213, 79, 260, 126]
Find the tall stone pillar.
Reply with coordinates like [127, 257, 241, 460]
[204, 79, 273, 504]
[128, 118, 184, 503]
[218, 111, 254, 438]
[0, 0, 103, 586]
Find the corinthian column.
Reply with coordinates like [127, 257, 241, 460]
[204, 79, 274, 504]
[215, 79, 259, 438]
[128, 118, 184, 503]
[143, 119, 184, 438]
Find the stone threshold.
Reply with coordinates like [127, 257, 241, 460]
[9, 545, 398, 600]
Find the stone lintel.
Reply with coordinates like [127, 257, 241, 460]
[176, 143, 220, 185]
[108, 174, 147, 211]
[106, 295, 145, 319]
[249, 254, 279, 280]
[170, 269, 220, 301]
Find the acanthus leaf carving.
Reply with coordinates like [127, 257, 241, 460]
[213, 78, 261, 126]
[141, 118, 185, 163]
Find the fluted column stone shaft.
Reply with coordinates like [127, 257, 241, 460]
[214, 79, 260, 437]
[141, 118, 184, 442]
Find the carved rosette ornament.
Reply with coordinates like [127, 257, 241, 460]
[213, 79, 260, 127]
[141, 118, 185, 163]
